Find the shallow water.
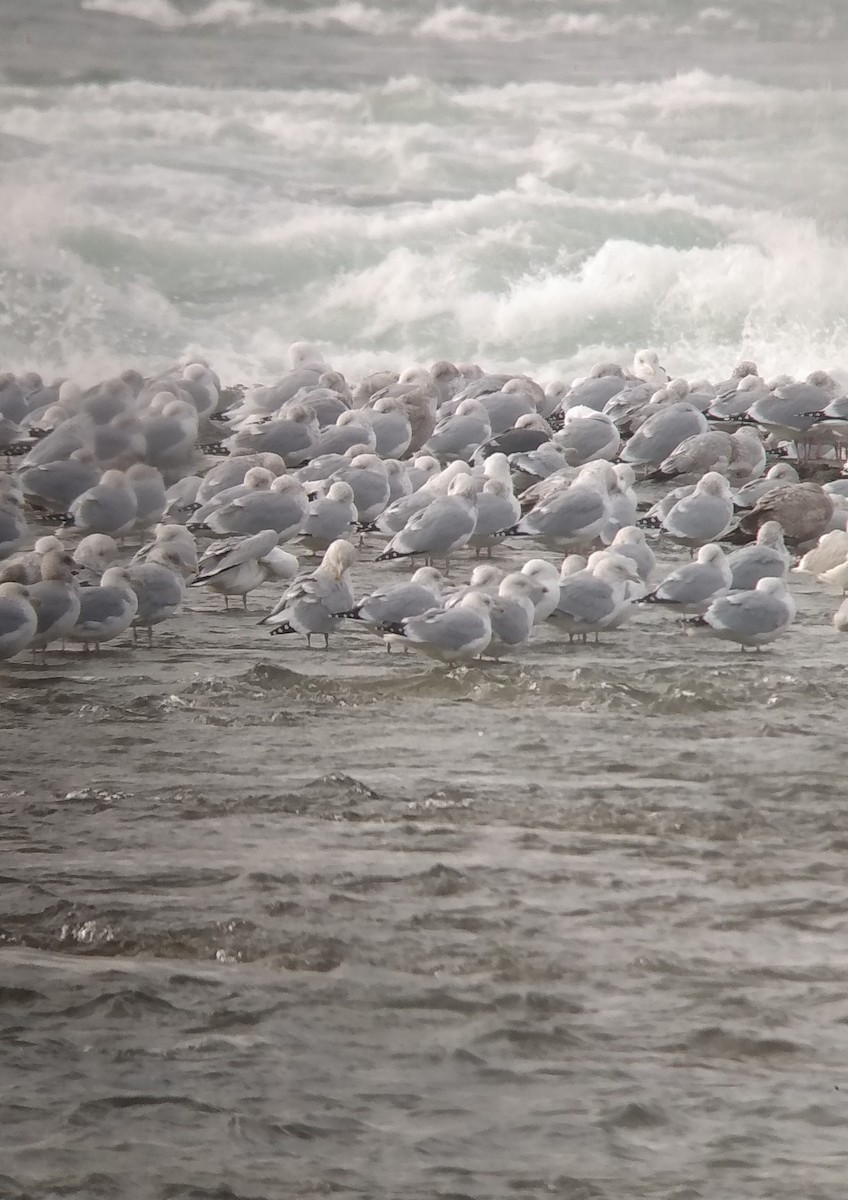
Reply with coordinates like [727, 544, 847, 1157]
[3, 524, 848, 1199]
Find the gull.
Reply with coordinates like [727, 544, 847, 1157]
[555, 406, 620, 465]
[19, 450, 100, 514]
[194, 454, 285, 506]
[688, 577, 796, 651]
[71, 533, 121, 585]
[126, 554, 186, 645]
[0, 493, 28, 561]
[380, 591, 494, 664]
[557, 362, 627, 413]
[661, 472, 735, 551]
[376, 474, 478, 569]
[191, 528, 297, 610]
[621, 402, 709, 468]
[132, 525, 198, 579]
[519, 559, 561, 622]
[202, 475, 309, 540]
[259, 540, 357, 647]
[740, 482, 835, 545]
[484, 573, 538, 658]
[640, 544, 731, 615]
[67, 469, 138, 538]
[516, 461, 615, 550]
[468, 479, 521, 557]
[0, 582, 38, 660]
[191, 466, 277, 523]
[708, 372, 768, 421]
[733, 462, 799, 510]
[27, 549, 81, 656]
[422, 399, 492, 461]
[551, 554, 641, 641]
[327, 453, 391, 524]
[70, 567, 139, 652]
[725, 521, 790, 590]
[299, 481, 358, 554]
[346, 566, 443, 652]
[224, 405, 319, 465]
[0, 535, 64, 586]
[794, 529, 848, 576]
[360, 397, 413, 459]
[607, 526, 655, 584]
[126, 463, 167, 534]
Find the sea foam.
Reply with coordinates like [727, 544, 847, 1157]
[1, 69, 847, 385]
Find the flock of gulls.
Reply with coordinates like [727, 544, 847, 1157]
[2, 343, 848, 667]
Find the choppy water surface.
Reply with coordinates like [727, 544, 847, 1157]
[3, 530, 848, 1199]
[3, 1, 848, 383]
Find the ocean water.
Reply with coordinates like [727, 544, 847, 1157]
[5, 5, 848, 1199]
[2, 0, 848, 387]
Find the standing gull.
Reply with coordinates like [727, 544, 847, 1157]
[0, 583, 38, 660]
[27, 550, 81, 656]
[376, 474, 478, 569]
[346, 566, 443, 652]
[640, 544, 732, 615]
[381, 591, 494, 664]
[260, 540, 357, 647]
[70, 567, 139, 652]
[126, 554, 186, 645]
[191, 529, 297, 610]
[661, 472, 735, 551]
[516, 461, 614, 551]
[689, 577, 796, 650]
[551, 555, 641, 641]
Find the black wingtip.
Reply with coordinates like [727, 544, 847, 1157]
[269, 622, 295, 637]
[375, 548, 409, 562]
[340, 607, 362, 620]
[682, 615, 708, 629]
[356, 521, 378, 533]
[636, 514, 662, 529]
[380, 621, 406, 637]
